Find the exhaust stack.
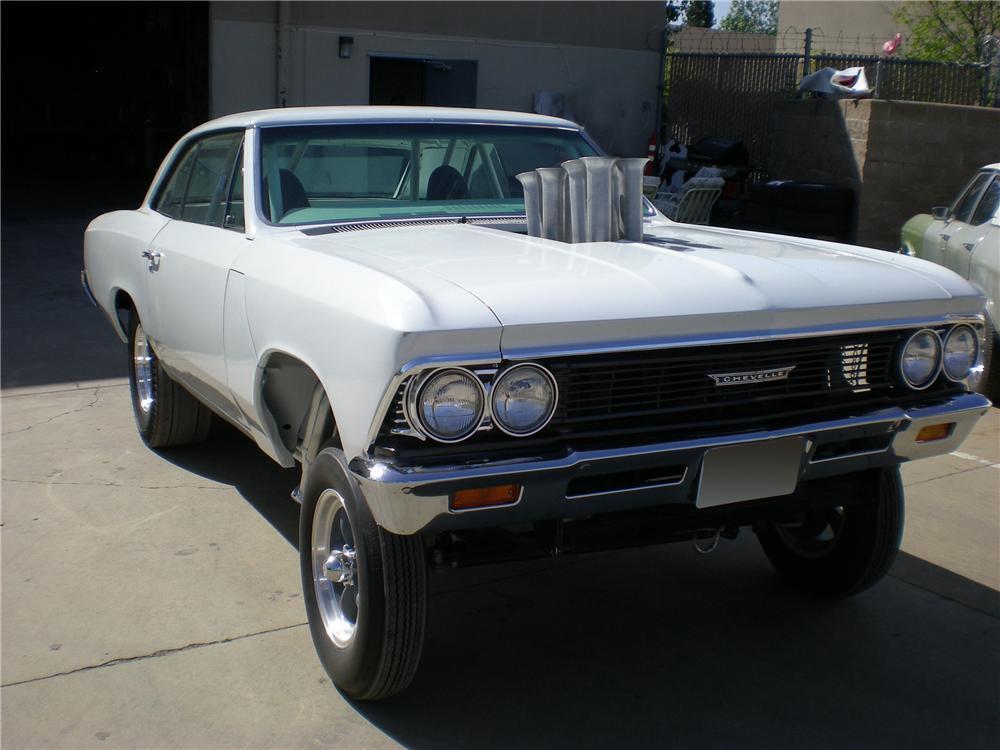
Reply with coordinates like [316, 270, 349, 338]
[517, 156, 649, 244]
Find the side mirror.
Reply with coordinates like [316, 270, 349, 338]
[932, 206, 951, 221]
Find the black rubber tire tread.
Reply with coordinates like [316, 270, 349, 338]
[756, 468, 904, 598]
[300, 447, 427, 701]
[127, 309, 212, 448]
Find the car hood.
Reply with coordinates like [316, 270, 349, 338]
[294, 222, 985, 354]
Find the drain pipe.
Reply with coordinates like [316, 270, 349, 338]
[276, 1, 291, 107]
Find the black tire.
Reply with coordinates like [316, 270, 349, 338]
[756, 468, 904, 597]
[300, 447, 427, 700]
[127, 308, 212, 448]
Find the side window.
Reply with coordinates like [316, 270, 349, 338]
[952, 172, 991, 224]
[224, 145, 245, 232]
[154, 143, 198, 219]
[970, 177, 999, 226]
[182, 133, 243, 226]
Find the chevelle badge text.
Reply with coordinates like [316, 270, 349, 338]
[708, 366, 796, 386]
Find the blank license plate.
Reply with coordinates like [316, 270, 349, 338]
[696, 436, 805, 509]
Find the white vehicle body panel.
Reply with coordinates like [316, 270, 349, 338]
[84, 107, 990, 472]
[906, 165, 1000, 329]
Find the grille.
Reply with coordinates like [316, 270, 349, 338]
[545, 331, 903, 430]
[376, 328, 963, 463]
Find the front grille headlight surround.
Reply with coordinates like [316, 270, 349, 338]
[942, 324, 980, 382]
[899, 328, 942, 390]
[406, 367, 486, 442]
[489, 363, 558, 437]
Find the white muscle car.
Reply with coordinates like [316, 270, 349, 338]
[900, 164, 1000, 398]
[83, 107, 992, 700]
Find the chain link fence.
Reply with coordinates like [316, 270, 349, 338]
[662, 29, 999, 175]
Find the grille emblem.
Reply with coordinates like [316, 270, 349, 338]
[708, 365, 796, 386]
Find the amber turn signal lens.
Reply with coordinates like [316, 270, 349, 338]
[915, 423, 954, 443]
[450, 484, 521, 510]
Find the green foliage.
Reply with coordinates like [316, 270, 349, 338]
[893, 1, 1000, 62]
[665, 0, 690, 26]
[719, 0, 778, 35]
[686, 1, 715, 28]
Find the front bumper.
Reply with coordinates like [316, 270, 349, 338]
[350, 393, 992, 535]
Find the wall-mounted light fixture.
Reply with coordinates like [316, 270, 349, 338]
[339, 35, 353, 59]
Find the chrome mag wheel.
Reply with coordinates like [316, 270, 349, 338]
[311, 488, 359, 647]
[133, 323, 155, 414]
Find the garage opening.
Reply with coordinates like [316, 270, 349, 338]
[369, 56, 477, 108]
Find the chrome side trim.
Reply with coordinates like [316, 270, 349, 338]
[500, 314, 986, 361]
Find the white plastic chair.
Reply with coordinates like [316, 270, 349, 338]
[654, 187, 722, 225]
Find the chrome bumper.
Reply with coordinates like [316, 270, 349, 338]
[350, 393, 992, 535]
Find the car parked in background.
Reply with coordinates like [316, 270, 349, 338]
[84, 107, 991, 700]
[901, 164, 1000, 397]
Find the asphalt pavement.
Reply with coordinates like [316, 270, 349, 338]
[2, 198, 998, 749]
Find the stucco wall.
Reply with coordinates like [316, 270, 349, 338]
[768, 99, 1000, 250]
[209, 1, 662, 156]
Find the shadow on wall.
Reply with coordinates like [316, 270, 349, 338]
[156, 415, 1000, 749]
[766, 99, 1000, 251]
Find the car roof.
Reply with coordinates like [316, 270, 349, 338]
[190, 106, 580, 136]
[984, 163, 1000, 171]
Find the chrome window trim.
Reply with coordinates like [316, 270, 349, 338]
[253, 121, 589, 229]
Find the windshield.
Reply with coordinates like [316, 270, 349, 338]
[257, 123, 599, 225]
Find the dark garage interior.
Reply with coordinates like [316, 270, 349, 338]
[2, 1, 209, 210]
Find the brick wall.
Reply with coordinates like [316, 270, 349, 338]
[767, 99, 1000, 250]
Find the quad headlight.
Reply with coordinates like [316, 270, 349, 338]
[942, 324, 980, 381]
[490, 364, 558, 436]
[411, 368, 485, 442]
[900, 329, 942, 389]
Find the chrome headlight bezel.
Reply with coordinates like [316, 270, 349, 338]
[899, 328, 943, 390]
[406, 367, 486, 443]
[942, 324, 981, 382]
[489, 363, 559, 437]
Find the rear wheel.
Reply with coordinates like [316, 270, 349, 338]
[300, 447, 427, 700]
[127, 309, 212, 447]
[756, 468, 904, 597]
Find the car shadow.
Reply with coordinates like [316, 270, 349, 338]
[158, 422, 999, 749]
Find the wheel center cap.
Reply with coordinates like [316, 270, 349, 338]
[323, 547, 356, 585]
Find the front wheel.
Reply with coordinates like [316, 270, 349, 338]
[756, 468, 904, 597]
[300, 447, 428, 700]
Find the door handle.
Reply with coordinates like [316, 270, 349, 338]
[962, 243, 975, 252]
[141, 249, 162, 269]
[940, 234, 951, 241]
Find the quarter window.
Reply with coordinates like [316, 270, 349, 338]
[970, 177, 999, 226]
[951, 172, 991, 224]
[153, 131, 243, 227]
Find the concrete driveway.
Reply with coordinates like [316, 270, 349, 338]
[2, 202, 998, 749]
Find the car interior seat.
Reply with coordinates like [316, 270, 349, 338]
[263, 169, 310, 220]
[427, 166, 470, 200]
